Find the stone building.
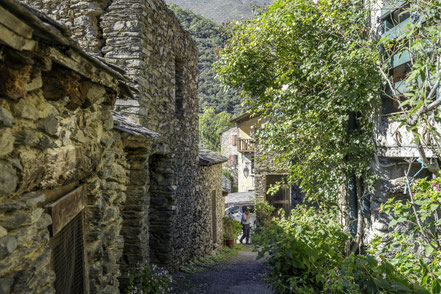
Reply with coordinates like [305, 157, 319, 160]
[198, 147, 228, 249]
[228, 113, 257, 193]
[0, 1, 143, 292]
[0, 0, 227, 293]
[19, 0, 203, 268]
[335, 0, 440, 247]
[220, 126, 238, 192]
[225, 113, 304, 215]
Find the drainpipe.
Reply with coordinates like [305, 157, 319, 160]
[347, 174, 358, 237]
[347, 112, 358, 238]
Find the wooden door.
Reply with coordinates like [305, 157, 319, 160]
[265, 175, 291, 215]
[211, 190, 217, 243]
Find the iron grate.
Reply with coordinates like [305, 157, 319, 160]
[52, 211, 86, 294]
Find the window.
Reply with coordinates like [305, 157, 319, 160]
[175, 58, 184, 114]
[47, 186, 87, 294]
[380, 1, 412, 114]
[51, 212, 86, 294]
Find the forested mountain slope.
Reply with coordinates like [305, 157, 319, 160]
[169, 4, 244, 114]
[166, 0, 273, 24]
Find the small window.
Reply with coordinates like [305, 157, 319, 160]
[232, 135, 237, 146]
[175, 58, 184, 114]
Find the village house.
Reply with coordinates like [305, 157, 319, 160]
[351, 0, 439, 245]
[222, 113, 304, 215]
[0, 0, 227, 293]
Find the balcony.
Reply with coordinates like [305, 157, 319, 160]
[238, 139, 255, 153]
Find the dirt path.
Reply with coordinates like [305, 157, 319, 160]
[172, 247, 274, 294]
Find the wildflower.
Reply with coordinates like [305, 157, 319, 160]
[282, 84, 289, 92]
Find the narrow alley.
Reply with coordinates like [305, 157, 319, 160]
[172, 247, 274, 294]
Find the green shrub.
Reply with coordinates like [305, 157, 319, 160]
[126, 264, 173, 294]
[255, 201, 275, 227]
[223, 216, 242, 240]
[372, 177, 441, 293]
[253, 205, 427, 293]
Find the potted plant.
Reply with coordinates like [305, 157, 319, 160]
[223, 216, 242, 247]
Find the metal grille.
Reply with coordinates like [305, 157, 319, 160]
[52, 211, 86, 294]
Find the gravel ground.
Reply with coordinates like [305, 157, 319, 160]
[172, 247, 274, 294]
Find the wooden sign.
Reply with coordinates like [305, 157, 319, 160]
[46, 186, 86, 236]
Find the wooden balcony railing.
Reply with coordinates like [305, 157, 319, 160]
[238, 139, 255, 153]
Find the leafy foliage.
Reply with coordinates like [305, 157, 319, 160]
[255, 201, 275, 227]
[222, 216, 242, 240]
[372, 177, 441, 293]
[126, 264, 173, 294]
[216, 0, 382, 202]
[199, 107, 233, 151]
[168, 4, 245, 114]
[253, 206, 428, 293]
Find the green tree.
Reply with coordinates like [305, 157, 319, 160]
[199, 107, 233, 151]
[216, 0, 381, 203]
[168, 4, 245, 114]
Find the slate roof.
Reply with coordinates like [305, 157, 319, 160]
[0, 0, 135, 98]
[230, 112, 252, 124]
[225, 191, 255, 207]
[199, 147, 228, 166]
[112, 111, 159, 138]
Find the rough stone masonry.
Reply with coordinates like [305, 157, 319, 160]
[0, 0, 227, 293]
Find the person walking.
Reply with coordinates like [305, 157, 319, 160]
[240, 206, 251, 245]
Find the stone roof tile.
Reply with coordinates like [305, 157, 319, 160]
[199, 147, 228, 166]
[112, 111, 159, 138]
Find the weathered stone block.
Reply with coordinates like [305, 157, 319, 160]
[0, 208, 43, 230]
[42, 116, 59, 136]
[0, 129, 14, 157]
[0, 161, 17, 195]
[0, 226, 6, 238]
[0, 278, 14, 294]
[0, 236, 17, 258]
[0, 107, 14, 127]
[15, 131, 40, 147]
[13, 103, 39, 120]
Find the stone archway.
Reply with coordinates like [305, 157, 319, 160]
[148, 154, 176, 265]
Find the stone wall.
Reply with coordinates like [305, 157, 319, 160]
[220, 127, 239, 190]
[197, 163, 225, 249]
[0, 16, 129, 293]
[20, 0, 201, 269]
[254, 145, 285, 203]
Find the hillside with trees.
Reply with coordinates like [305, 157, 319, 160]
[166, 0, 273, 24]
[169, 4, 245, 115]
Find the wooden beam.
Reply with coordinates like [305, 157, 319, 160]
[0, 22, 36, 51]
[48, 47, 119, 90]
[0, 5, 33, 38]
[46, 185, 86, 236]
